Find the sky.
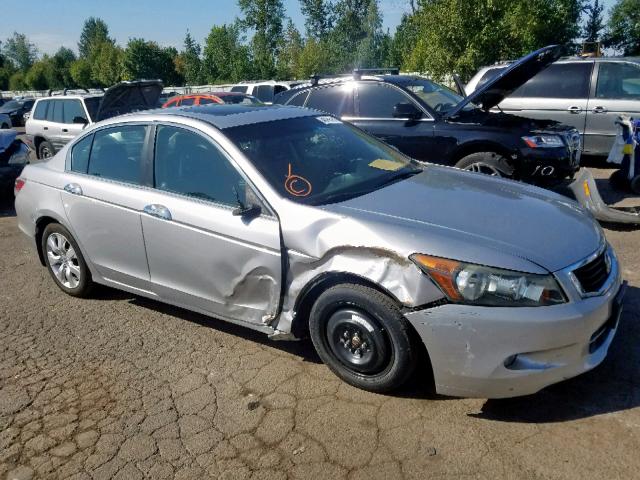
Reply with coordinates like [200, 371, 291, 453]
[0, 0, 411, 55]
[0, 0, 621, 56]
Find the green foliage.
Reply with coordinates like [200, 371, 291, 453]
[70, 59, 93, 88]
[605, 0, 640, 55]
[25, 58, 50, 90]
[299, 0, 335, 39]
[238, 0, 285, 78]
[276, 20, 304, 79]
[203, 23, 253, 83]
[405, 0, 582, 82]
[8, 71, 27, 91]
[122, 38, 181, 85]
[91, 42, 123, 87]
[78, 17, 113, 58]
[2, 32, 38, 71]
[179, 31, 203, 85]
[295, 38, 333, 77]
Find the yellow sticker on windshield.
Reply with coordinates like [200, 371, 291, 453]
[369, 159, 404, 171]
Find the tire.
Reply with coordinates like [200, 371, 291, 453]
[309, 283, 419, 392]
[38, 140, 54, 159]
[42, 223, 93, 297]
[455, 151, 514, 178]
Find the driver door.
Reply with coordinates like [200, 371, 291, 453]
[350, 82, 435, 162]
[141, 124, 282, 326]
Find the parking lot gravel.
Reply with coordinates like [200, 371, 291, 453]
[1, 167, 639, 480]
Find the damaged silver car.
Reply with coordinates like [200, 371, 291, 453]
[15, 104, 626, 398]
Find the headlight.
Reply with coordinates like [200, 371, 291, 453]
[410, 254, 566, 306]
[522, 134, 564, 148]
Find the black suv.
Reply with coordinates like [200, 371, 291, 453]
[275, 46, 581, 185]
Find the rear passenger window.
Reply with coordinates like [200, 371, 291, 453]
[63, 100, 87, 124]
[154, 125, 244, 206]
[33, 101, 49, 120]
[70, 134, 93, 173]
[306, 86, 354, 116]
[517, 63, 592, 99]
[198, 97, 216, 105]
[231, 86, 248, 93]
[357, 84, 410, 118]
[255, 85, 275, 102]
[87, 125, 147, 184]
[49, 100, 64, 123]
[596, 62, 640, 99]
[181, 98, 195, 106]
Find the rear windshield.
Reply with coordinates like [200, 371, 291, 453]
[220, 95, 262, 105]
[224, 116, 421, 206]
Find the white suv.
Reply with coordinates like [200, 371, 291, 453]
[26, 80, 162, 158]
[230, 80, 301, 104]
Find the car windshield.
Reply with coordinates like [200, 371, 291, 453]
[404, 79, 478, 114]
[224, 115, 422, 206]
[1, 101, 20, 110]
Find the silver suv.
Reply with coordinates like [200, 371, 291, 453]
[26, 80, 163, 159]
[466, 57, 640, 156]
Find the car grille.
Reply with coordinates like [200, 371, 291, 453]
[573, 251, 610, 294]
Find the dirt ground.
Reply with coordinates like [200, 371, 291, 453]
[0, 167, 639, 480]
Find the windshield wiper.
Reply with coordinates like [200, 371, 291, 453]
[374, 169, 421, 189]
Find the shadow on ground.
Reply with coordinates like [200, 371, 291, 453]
[470, 285, 640, 423]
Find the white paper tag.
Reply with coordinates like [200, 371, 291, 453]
[316, 115, 342, 125]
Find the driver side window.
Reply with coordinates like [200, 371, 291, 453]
[357, 83, 415, 118]
[153, 125, 245, 207]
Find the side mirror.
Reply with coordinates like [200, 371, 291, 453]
[73, 116, 88, 125]
[393, 102, 422, 120]
[232, 204, 261, 218]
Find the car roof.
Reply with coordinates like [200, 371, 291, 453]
[139, 104, 318, 129]
[36, 94, 102, 101]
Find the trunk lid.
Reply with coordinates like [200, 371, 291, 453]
[95, 80, 163, 122]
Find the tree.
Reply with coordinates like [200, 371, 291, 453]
[78, 17, 113, 58]
[203, 24, 253, 83]
[179, 31, 203, 85]
[354, 0, 387, 68]
[406, 0, 582, 82]
[25, 58, 50, 90]
[70, 59, 93, 88]
[276, 20, 304, 79]
[8, 71, 27, 91]
[299, 0, 335, 39]
[47, 47, 77, 89]
[122, 38, 181, 85]
[388, 13, 418, 68]
[238, 0, 285, 78]
[584, 0, 605, 42]
[2, 32, 37, 71]
[295, 38, 332, 77]
[91, 42, 123, 87]
[605, 0, 640, 55]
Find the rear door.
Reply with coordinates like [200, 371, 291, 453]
[351, 82, 435, 162]
[140, 124, 282, 326]
[584, 61, 640, 155]
[59, 99, 89, 145]
[514, 62, 593, 141]
[45, 100, 66, 151]
[304, 84, 355, 119]
[61, 124, 152, 290]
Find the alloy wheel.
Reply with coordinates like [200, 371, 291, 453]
[46, 232, 81, 289]
[463, 162, 503, 176]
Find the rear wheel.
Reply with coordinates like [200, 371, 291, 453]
[42, 223, 93, 297]
[309, 283, 418, 392]
[455, 151, 514, 178]
[38, 140, 54, 159]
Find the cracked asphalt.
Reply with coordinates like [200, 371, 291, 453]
[1, 167, 639, 480]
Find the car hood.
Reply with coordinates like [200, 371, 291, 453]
[0, 106, 17, 114]
[323, 166, 603, 273]
[446, 45, 562, 118]
[95, 80, 163, 122]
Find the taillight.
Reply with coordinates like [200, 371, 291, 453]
[14, 177, 26, 195]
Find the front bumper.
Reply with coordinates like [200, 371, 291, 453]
[405, 265, 625, 399]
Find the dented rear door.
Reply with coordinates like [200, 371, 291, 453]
[141, 124, 282, 326]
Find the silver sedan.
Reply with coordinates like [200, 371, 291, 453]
[14, 104, 625, 397]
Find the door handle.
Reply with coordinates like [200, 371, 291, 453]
[592, 106, 608, 113]
[567, 106, 582, 114]
[143, 204, 172, 220]
[43, 126, 48, 130]
[62, 128, 68, 132]
[63, 183, 83, 195]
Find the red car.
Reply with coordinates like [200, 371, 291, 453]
[162, 92, 262, 108]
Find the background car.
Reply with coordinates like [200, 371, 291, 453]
[0, 97, 12, 108]
[162, 92, 262, 108]
[230, 80, 301, 104]
[0, 98, 35, 127]
[466, 56, 640, 156]
[0, 113, 11, 129]
[26, 80, 162, 159]
[275, 46, 581, 185]
[0, 130, 29, 197]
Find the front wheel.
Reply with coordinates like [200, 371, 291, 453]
[309, 283, 419, 392]
[455, 152, 514, 178]
[38, 140, 54, 159]
[42, 223, 93, 297]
